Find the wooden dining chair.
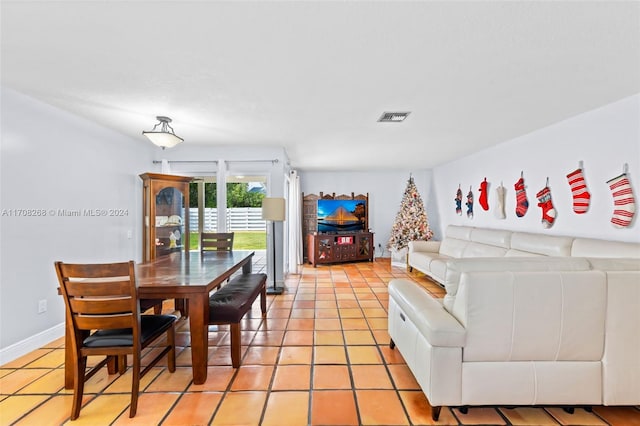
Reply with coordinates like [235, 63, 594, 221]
[55, 260, 177, 420]
[201, 232, 234, 253]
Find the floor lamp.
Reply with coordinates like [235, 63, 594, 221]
[262, 197, 286, 295]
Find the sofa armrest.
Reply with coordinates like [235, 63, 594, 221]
[408, 240, 441, 254]
[389, 279, 465, 347]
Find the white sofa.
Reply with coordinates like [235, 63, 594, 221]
[389, 249, 640, 420]
[408, 225, 640, 286]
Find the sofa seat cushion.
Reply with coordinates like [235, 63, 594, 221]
[389, 279, 465, 347]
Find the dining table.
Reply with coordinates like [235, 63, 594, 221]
[62, 250, 255, 388]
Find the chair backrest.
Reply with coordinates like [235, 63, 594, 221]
[55, 261, 141, 348]
[201, 232, 234, 252]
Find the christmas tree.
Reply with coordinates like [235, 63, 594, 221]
[387, 175, 433, 251]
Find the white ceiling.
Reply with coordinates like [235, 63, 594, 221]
[2, 1, 639, 171]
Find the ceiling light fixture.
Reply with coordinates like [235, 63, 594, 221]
[378, 112, 411, 122]
[142, 116, 184, 149]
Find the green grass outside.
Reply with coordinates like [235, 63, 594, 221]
[189, 231, 266, 251]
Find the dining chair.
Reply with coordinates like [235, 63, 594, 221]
[55, 260, 177, 420]
[201, 232, 234, 252]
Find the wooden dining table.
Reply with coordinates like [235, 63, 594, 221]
[62, 250, 255, 388]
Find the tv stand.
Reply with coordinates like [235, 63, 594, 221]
[307, 232, 374, 267]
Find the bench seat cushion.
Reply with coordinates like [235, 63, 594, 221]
[209, 273, 267, 323]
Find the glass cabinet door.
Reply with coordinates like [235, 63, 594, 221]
[140, 173, 192, 262]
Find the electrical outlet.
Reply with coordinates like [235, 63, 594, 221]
[126, 229, 133, 239]
[38, 299, 47, 314]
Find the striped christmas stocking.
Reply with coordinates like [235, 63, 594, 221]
[536, 185, 556, 229]
[607, 173, 636, 228]
[566, 168, 591, 214]
[514, 176, 529, 217]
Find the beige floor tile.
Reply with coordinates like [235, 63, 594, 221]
[230, 365, 274, 391]
[310, 390, 359, 425]
[499, 407, 560, 425]
[343, 330, 376, 345]
[188, 366, 236, 391]
[592, 406, 640, 426]
[453, 407, 507, 425]
[0, 395, 50, 425]
[64, 394, 130, 425]
[346, 345, 382, 364]
[271, 365, 311, 390]
[351, 365, 393, 389]
[278, 346, 313, 364]
[356, 389, 409, 425]
[546, 407, 608, 425]
[399, 391, 458, 425]
[144, 366, 193, 392]
[13, 394, 74, 425]
[210, 391, 266, 426]
[112, 392, 180, 425]
[282, 330, 314, 346]
[0, 369, 51, 394]
[314, 330, 344, 345]
[242, 346, 280, 365]
[16, 368, 66, 394]
[262, 391, 309, 426]
[162, 392, 221, 426]
[314, 346, 347, 364]
[313, 365, 352, 389]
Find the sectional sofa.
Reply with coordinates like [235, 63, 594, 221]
[389, 226, 640, 420]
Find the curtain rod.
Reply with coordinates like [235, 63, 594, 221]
[152, 159, 279, 164]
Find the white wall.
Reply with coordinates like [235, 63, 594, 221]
[300, 170, 439, 256]
[433, 94, 640, 243]
[0, 88, 153, 361]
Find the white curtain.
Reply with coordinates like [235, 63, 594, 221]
[287, 170, 302, 273]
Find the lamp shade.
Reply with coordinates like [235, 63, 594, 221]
[142, 116, 184, 149]
[262, 197, 285, 221]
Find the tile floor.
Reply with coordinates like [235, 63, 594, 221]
[1, 258, 640, 425]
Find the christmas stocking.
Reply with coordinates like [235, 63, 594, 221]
[455, 187, 463, 215]
[536, 185, 556, 228]
[566, 168, 591, 214]
[478, 178, 489, 211]
[514, 176, 529, 217]
[466, 188, 474, 219]
[495, 184, 506, 219]
[607, 173, 636, 228]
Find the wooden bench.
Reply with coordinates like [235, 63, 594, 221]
[208, 273, 267, 367]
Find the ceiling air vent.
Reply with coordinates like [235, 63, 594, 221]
[378, 112, 410, 122]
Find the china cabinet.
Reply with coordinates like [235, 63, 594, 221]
[140, 173, 192, 262]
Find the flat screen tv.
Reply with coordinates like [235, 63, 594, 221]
[317, 199, 367, 233]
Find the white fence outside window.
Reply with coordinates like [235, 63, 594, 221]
[189, 207, 266, 231]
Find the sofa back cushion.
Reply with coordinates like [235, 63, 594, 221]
[442, 257, 592, 311]
[439, 226, 473, 257]
[508, 232, 573, 257]
[572, 238, 640, 258]
[451, 270, 606, 363]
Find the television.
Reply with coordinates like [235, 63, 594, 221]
[317, 199, 367, 233]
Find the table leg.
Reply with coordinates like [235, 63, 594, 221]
[188, 294, 209, 384]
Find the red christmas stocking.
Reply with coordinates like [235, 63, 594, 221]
[478, 178, 489, 211]
[566, 168, 591, 214]
[607, 173, 636, 228]
[514, 176, 529, 217]
[536, 186, 556, 228]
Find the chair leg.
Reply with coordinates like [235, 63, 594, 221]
[129, 358, 141, 417]
[431, 406, 442, 421]
[71, 356, 87, 420]
[230, 323, 241, 368]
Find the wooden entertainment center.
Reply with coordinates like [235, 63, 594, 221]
[302, 192, 374, 267]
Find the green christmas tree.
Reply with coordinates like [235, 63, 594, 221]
[387, 175, 433, 251]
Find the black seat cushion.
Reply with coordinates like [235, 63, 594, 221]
[83, 314, 177, 348]
[209, 273, 267, 323]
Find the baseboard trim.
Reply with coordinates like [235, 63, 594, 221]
[0, 322, 65, 365]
